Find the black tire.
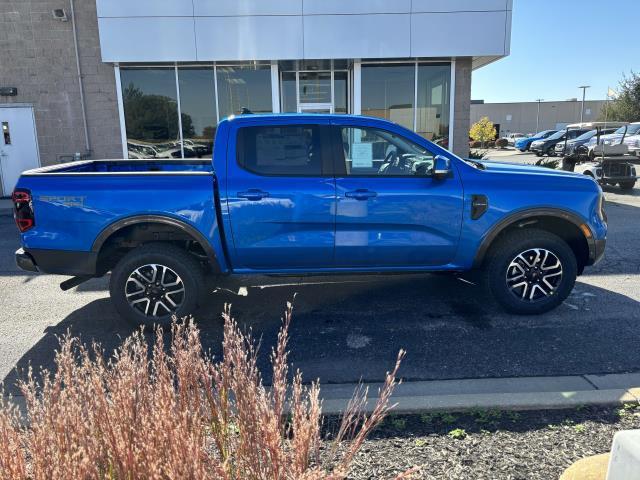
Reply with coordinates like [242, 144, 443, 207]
[483, 229, 577, 315]
[534, 151, 543, 157]
[619, 180, 636, 191]
[109, 243, 205, 327]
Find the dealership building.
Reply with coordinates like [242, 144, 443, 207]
[0, 0, 512, 194]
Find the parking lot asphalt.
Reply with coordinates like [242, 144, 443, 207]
[1, 153, 639, 395]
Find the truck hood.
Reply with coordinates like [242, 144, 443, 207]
[478, 160, 586, 179]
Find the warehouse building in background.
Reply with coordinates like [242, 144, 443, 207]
[0, 0, 513, 195]
[470, 99, 608, 138]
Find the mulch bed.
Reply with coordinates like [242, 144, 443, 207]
[323, 404, 640, 479]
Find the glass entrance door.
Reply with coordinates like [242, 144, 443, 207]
[298, 104, 333, 114]
[280, 62, 350, 114]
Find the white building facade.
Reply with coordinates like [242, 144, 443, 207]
[99, 0, 512, 159]
[0, 0, 512, 182]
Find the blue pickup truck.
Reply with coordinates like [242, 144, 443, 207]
[13, 114, 607, 325]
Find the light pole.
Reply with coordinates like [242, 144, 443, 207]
[535, 99, 544, 133]
[578, 86, 590, 123]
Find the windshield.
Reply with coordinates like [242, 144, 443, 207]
[613, 125, 640, 135]
[575, 130, 596, 142]
[535, 130, 554, 137]
[547, 131, 565, 140]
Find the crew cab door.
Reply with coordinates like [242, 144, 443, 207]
[331, 121, 463, 267]
[224, 119, 335, 270]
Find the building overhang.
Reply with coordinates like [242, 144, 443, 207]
[96, 0, 512, 65]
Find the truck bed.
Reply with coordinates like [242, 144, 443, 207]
[22, 159, 213, 175]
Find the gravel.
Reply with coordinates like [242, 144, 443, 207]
[324, 405, 640, 479]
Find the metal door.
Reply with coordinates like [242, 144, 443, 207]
[0, 105, 40, 196]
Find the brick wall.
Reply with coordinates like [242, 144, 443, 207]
[452, 57, 472, 159]
[0, 0, 121, 166]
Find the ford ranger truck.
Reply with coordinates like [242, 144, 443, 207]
[12, 114, 607, 326]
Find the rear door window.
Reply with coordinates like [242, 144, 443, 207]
[237, 125, 323, 176]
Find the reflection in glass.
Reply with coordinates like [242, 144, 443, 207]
[361, 64, 415, 130]
[417, 64, 451, 146]
[178, 68, 217, 158]
[121, 68, 181, 159]
[216, 65, 272, 119]
[281, 72, 296, 113]
[299, 72, 332, 104]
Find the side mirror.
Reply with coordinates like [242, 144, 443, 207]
[433, 155, 451, 180]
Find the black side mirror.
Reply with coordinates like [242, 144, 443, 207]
[433, 155, 451, 180]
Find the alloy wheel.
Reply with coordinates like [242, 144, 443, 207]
[125, 264, 185, 317]
[505, 248, 563, 302]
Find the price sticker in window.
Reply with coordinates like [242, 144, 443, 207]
[351, 142, 373, 168]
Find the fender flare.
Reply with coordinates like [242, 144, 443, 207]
[472, 207, 596, 268]
[92, 215, 221, 272]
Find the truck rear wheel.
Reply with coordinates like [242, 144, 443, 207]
[109, 243, 205, 327]
[483, 229, 577, 315]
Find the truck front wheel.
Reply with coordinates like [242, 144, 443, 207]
[109, 243, 205, 327]
[619, 180, 636, 191]
[483, 229, 577, 315]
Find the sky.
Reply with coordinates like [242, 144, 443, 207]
[472, 0, 639, 103]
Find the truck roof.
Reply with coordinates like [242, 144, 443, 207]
[221, 113, 384, 124]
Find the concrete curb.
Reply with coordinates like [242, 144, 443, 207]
[319, 373, 640, 415]
[5, 373, 640, 418]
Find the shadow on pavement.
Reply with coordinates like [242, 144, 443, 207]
[4, 274, 640, 396]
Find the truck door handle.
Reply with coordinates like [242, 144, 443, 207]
[345, 189, 377, 200]
[238, 189, 270, 201]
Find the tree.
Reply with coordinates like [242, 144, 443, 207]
[470, 117, 497, 148]
[602, 71, 640, 122]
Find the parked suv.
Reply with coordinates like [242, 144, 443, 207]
[531, 128, 591, 157]
[515, 130, 557, 152]
[13, 114, 607, 325]
[555, 127, 618, 158]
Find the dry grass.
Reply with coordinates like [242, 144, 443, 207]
[0, 303, 414, 479]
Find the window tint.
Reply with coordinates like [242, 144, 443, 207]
[237, 126, 323, 176]
[340, 127, 435, 177]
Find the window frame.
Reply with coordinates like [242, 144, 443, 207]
[330, 124, 438, 179]
[235, 123, 335, 178]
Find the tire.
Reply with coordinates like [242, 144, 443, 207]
[534, 151, 543, 157]
[619, 180, 636, 191]
[109, 243, 205, 327]
[483, 229, 577, 315]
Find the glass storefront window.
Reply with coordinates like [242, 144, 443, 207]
[216, 65, 273, 119]
[417, 64, 451, 145]
[120, 68, 181, 159]
[178, 68, 217, 158]
[361, 64, 415, 130]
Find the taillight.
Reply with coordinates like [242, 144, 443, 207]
[12, 188, 35, 232]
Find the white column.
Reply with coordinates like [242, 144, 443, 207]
[113, 64, 128, 159]
[271, 61, 281, 113]
[448, 59, 456, 153]
[353, 60, 362, 115]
